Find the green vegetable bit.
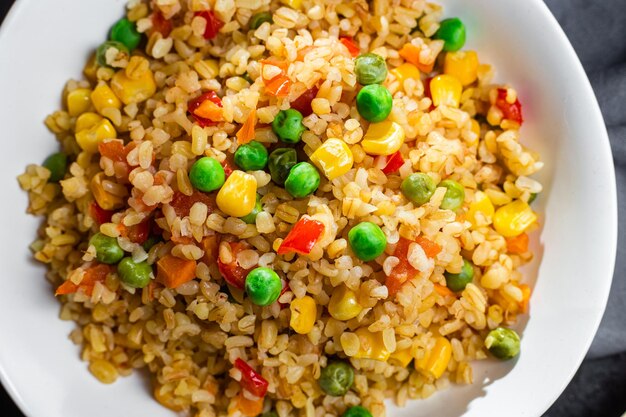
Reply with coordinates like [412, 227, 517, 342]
[485, 327, 521, 360]
[319, 361, 354, 396]
[42, 152, 67, 182]
[354, 53, 388, 85]
[110, 17, 142, 50]
[284, 162, 320, 198]
[348, 222, 387, 262]
[342, 406, 373, 417]
[89, 233, 124, 265]
[240, 195, 263, 224]
[117, 257, 153, 289]
[528, 192, 538, 204]
[356, 84, 393, 123]
[96, 40, 129, 67]
[189, 157, 225, 192]
[245, 267, 282, 306]
[439, 179, 465, 211]
[234, 141, 268, 171]
[401, 173, 436, 206]
[444, 259, 474, 292]
[249, 11, 273, 30]
[272, 109, 307, 143]
[434, 18, 466, 52]
[142, 235, 161, 252]
[268, 148, 297, 185]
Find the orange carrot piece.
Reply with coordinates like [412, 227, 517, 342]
[259, 58, 289, 73]
[415, 236, 442, 259]
[399, 43, 435, 73]
[55, 280, 79, 296]
[506, 233, 529, 254]
[519, 284, 531, 313]
[434, 283, 455, 298]
[55, 264, 112, 296]
[230, 392, 264, 417]
[201, 235, 219, 266]
[194, 100, 224, 121]
[236, 109, 257, 144]
[156, 254, 197, 289]
[265, 75, 291, 97]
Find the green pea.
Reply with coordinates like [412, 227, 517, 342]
[348, 222, 387, 262]
[250, 11, 273, 29]
[439, 179, 465, 211]
[528, 192, 538, 204]
[284, 162, 320, 198]
[268, 148, 297, 185]
[272, 109, 306, 143]
[42, 152, 67, 182]
[110, 17, 142, 51]
[117, 257, 153, 289]
[89, 233, 124, 265]
[96, 40, 129, 67]
[444, 259, 474, 292]
[245, 267, 282, 306]
[319, 361, 354, 396]
[485, 327, 520, 360]
[240, 195, 263, 224]
[189, 157, 225, 192]
[234, 141, 268, 171]
[401, 173, 436, 206]
[434, 18, 466, 52]
[356, 84, 393, 123]
[342, 406, 373, 417]
[354, 53, 388, 85]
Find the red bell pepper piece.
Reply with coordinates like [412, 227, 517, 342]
[218, 242, 252, 289]
[151, 12, 172, 38]
[188, 91, 223, 127]
[381, 151, 405, 174]
[119, 217, 152, 244]
[234, 358, 269, 398]
[495, 88, 523, 124]
[339, 36, 360, 57]
[195, 11, 224, 40]
[89, 201, 114, 225]
[277, 218, 325, 255]
[385, 237, 441, 296]
[290, 86, 319, 117]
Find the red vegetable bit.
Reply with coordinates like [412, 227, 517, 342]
[415, 235, 442, 259]
[151, 12, 172, 38]
[339, 36, 360, 57]
[89, 201, 114, 225]
[495, 88, 523, 124]
[423, 77, 436, 111]
[234, 359, 269, 398]
[55, 264, 112, 296]
[381, 151, 405, 175]
[98, 140, 141, 182]
[218, 242, 252, 289]
[195, 10, 224, 40]
[386, 237, 418, 296]
[277, 217, 325, 255]
[221, 158, 235, 178]
[290, 86, 319, 117]
[188, 91, 223, 127]
[119, 217, 152, 244]
[170, 190, 216, 217]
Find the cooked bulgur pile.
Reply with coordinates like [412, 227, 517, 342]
[18, 0, 543, 416]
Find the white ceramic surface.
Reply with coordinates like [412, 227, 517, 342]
[0, 0, 617, 416]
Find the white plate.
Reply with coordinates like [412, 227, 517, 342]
[0, 0, 617, 416]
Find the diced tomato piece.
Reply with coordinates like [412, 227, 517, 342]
[234, 358, 269, 398]
[290, 86, 319, 117]
[495, 88, 523, 124]
[217, 242, 253, 289]
[381, 151, 405, 175]
[339, 36, 360, 57]
[119, 217, 152, 244]
[169, 190, 216, 217]
[89, 202, 114, 225]
[195, 10, 224, 40]
[151, 12, 172, 38]
[386, 238, 418, 296]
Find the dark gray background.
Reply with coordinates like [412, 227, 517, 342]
[1, 0, 625, 416]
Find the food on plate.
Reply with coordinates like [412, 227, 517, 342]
[18, 0, 543, 415]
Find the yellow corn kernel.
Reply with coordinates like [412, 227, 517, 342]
[390, 63, 420, 86]
[75, 112, 103, 133]
[90, 172, 124, 210]
[76, 118, 117, 153]
[67, 88, 92, 117]
[289, 295, 317, 334]
[415, 336, 452, 379]
[430, 74, 463, 108]
[310, 138, 354, 180]
[389, 347, 413, 367]
[328, 285, 363, 321]
[111, 68, 157, 105]
[91, 82, 122, 114]
[354, 328, 390, 361]
[493, 200, 537, 237]
[467, 191, 495, 228]
[216, 170, 257, 218]
[444, 51, 479, 86]
[83, 53, 99, 84]
[280, 0, 302, 9]
[361, 120, 405, 156]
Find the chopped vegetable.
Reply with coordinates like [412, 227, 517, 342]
[348, 222, 387, 261]
[89, 201, 114, 225]
[277, 217, 325, 255]
[245, 267, 282, 306]
[55, 264, 112, 296]
[195, 10, 224, 40]
[493, 200, 537, 237]
[398, 43, 435, 73]
[236, 109, 257, 144]
[189, 157, 226, 192]
[156, 254, 197, 289]
[415, 336, 452, 378]
[430, 74, 462, 107]
[119, 217, 152, 244]
[111, 65, 157, 105]
[434, 18, 466, 52]
[381, 151, 404, 175]
[272, 109, 306, 143]
[506, 232, 529, 254]
[96, 40, 128, 67]
[268, 148, 297, 185]
[89, 233, 124, 264]
[66, 88, 92, 117]
[485, 327, 520, 360]
[188, 91, 223, 126]
[385, 237, 418, 296]
[353, 328, 390, 361]
[76, 116, 117, 153]
[310, 138, 354, 180]
[264, 74, 292, 97]
[354, 53, 388, 85]
[361, 120, 405, 156]
[249, 11, 273, 30]
[284, 162, 320, 198]
[216, 170, 257, 217]
[467, 191, 495, 227]
[434, 283, 455, 298]
[439, 179, 465, 211]
[42, 152, 67, 182]
[290, 86, 318, 116]
[240, 195, 263, 224]
[118, 257, 153, 289]
[339, 36, 360, 57]
[401, 173, 436, 206]
[444, 259, 474, 292]
[234, 358, 269, 397]
[289, 295, 317, 334]
[110, 17, 142, 50]
[328, 285, 362, 321]
[415, 235, 442, 258]
[444, 50, 479, 86]
[356, 84, 393, 122]
[495, 88, 524, 124]
[234, 141, 268, 171]
[90, 172, 124, 210]
[390, 63, 420, 86]
[151, 12, 172, 37]
[218, 242, 252, 289]
[170, 190, 216, 217]
[230, 392, 264, 417]
[319, 361, 354, 396]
